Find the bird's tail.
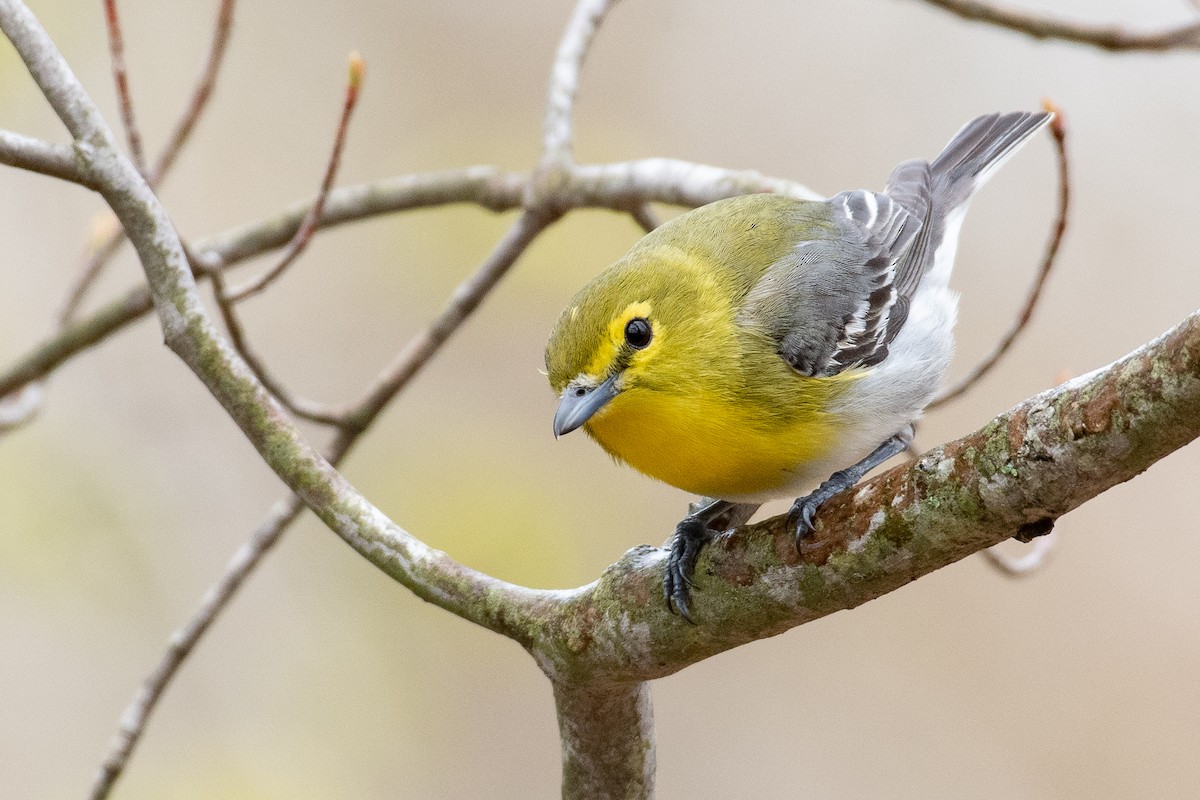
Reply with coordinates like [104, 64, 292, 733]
[929, 111, 1052, 211]
[887, 111, 1052, 293]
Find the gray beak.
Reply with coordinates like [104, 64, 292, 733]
[553, 372, 621, 438]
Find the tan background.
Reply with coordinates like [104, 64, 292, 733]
[2, 0, 1199, 797]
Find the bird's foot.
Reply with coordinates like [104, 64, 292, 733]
[788, 427, 916, 552]
[785, 473, 853, 552]
[663, 515, 714, 624]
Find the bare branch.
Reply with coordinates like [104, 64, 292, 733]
[0, 129, 94, 186]
[228, 51, 364, 303]
[930, 100, 1069, 409]
[59, 0, 236, 324]
[982, 531, 1057, 576]
[0, 156, 818, 400]
[629, 203, 660, 233]
[542, 0, 620, 165]
[918, 0, 1200, 51]
[58, 217, 126, 325]
[566, 158, 821, 205]
[91, 211, 554, 798]
[208, 268, 344, 426]
[0, 381, 42, 433]
[147, 0, 235, 183]
[0, 167, 527, 400]
[0, 0, 548, 638]
[101, 0, 146, 173]
[344, 209, 554, 428]
[89, 495, 305, 800]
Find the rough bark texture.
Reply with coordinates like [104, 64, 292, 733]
[553, 681, 655, 800]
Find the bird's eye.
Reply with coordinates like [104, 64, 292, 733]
[624, 318, 653, 349]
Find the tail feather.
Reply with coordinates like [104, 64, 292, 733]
[888, 110, 1052, 293]
[930, 111, 1052, 208]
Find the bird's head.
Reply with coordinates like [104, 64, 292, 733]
[545, 195, 811, 439]
[545, 255, 678, 438]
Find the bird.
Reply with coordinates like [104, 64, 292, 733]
[545, 111, 1052, 621]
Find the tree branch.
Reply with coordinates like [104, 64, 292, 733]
[89, 495, 305, 800]
[0, 157, 815, 401]
[59, 0, 236, 324]
[147, 0, 235, 183]
[553, 681, 655, 800]
[101, 0, 146, 174]
[0, 0, 547, 640]
[0, 129, 94, 186]
[542, 0, 619, 166]
[227, 51, 363, 303]
[917, 0, 1200, 51]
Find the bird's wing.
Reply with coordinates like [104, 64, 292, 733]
[737, 188, 925, 378]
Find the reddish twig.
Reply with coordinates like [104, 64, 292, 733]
[929, 99, 1069, 409]
[207, 266, 344, 426]
[228, 52, 364, 303]
[101, 0, 145, 174]
[60, 0, 237, 325]
[147, 0, 235, 183]
[920, 0, 1200, 51]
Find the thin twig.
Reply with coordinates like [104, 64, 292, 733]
[228, 52, 364, 303]
[0, 381, 43, 432]
[918, 0, 1200, 51]
[60, 0, 237, 325]
[542, 0, 620, 166]
[208, 267, 344, 426]
[147, 0, 235, 183]
[981, 531, 1058, 577]
[101, 0, 146, 174]
[629, 203, 660, 233]
[58, 218, 125, 326]
[343, 209, 554, 429]
[0, 129, 94, 186]
[0, 167, 528, 400]
[88, 496, 306, 800]
[930, 100, 1069, 409]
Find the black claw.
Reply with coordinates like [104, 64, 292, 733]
[787, 495, 820, 553]
[663, 516, 711, 623]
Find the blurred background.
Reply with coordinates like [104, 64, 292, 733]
[2, 0, 1198, 797]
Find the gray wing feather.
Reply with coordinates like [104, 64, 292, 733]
[743, 110, 1051, 379]
[739, 189, 920, 377]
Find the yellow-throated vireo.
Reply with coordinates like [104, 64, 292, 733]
[546, 112, 1052, 621]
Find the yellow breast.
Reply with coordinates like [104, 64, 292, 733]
[584, 382, 842, 501]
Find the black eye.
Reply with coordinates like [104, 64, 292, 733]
[624, 318, 653, 349]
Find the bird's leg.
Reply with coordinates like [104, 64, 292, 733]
[664, 498, 757, 623]
[787, 424, 915, 550]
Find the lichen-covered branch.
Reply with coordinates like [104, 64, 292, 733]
[553, 681, 655, 800]
[528, 309, 1200, 684]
